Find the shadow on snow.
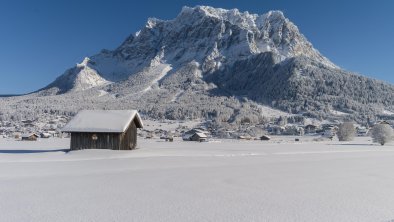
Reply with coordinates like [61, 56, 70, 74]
[0, 149, 69, 154]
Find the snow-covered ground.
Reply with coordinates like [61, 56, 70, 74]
[1, 136, 394, 222]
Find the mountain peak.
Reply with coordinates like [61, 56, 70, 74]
[265, 10, 285, 19]
[77, 57, 91, 68]
[182, 5, 244, 17]
[146, 17, 163, 29]
[179, 5, 258, 28]
[178, 6, 288, 28]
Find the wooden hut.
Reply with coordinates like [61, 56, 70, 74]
[304, 124, 318, 134]
[260, 135, 271, 141]
[182, 128, 209, 141]
[21, 133, 39, 141]
[190, 132, 207, 142]
[377, 120, 391, 125]
[62, 110, 143, 150]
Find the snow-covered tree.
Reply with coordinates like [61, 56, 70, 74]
[371, 124, 393, 146]
[337, 122, 356, 141]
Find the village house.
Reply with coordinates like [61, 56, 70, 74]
[356, 127, 369, 136]
[62, 110, 143, 150]
[377, 120, 391, 125]
[21, 120, 36, 128]
[191, 132, 208, 142]
[21, 133, 39, 141]
[182, 128, 209, 141]
[40, 132, 51, 138]
[268, 125, 285, 135]
[238, 135, 253, 140]
[304, 124, 318, 134]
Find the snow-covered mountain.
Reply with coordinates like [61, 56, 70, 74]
[43, 6, 337, 94]
[45, 57, 111, 93]
[3, 5, 394, 124]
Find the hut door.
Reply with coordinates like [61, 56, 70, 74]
[92, 134, 98, 149]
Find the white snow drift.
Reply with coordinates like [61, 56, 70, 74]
[0, 137, 394, 222]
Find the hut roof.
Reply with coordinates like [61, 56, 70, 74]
[62, 110, 143, 133]
[194, 132, 207, 138]
[21, 133, 39, 138]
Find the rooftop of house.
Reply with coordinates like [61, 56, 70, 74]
[62, 110, 143, 133]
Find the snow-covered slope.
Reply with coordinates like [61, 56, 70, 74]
[45, 58, 111, 93]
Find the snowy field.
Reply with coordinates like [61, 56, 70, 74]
[1, 137, 394, 222]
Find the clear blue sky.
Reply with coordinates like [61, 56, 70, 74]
[0, 0, 393, 94]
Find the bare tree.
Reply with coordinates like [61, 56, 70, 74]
[371, 124, 393, 146]
[337, 122, 356, 141]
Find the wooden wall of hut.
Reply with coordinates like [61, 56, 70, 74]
[120, 120, 137, 150]
[69, 119, 138, 150]
[70, 132, 120, 150]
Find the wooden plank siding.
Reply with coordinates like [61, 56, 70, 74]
[70, 132, 120, 150]
[120, 119, 138, 150]
[70, 119, 138, 150]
